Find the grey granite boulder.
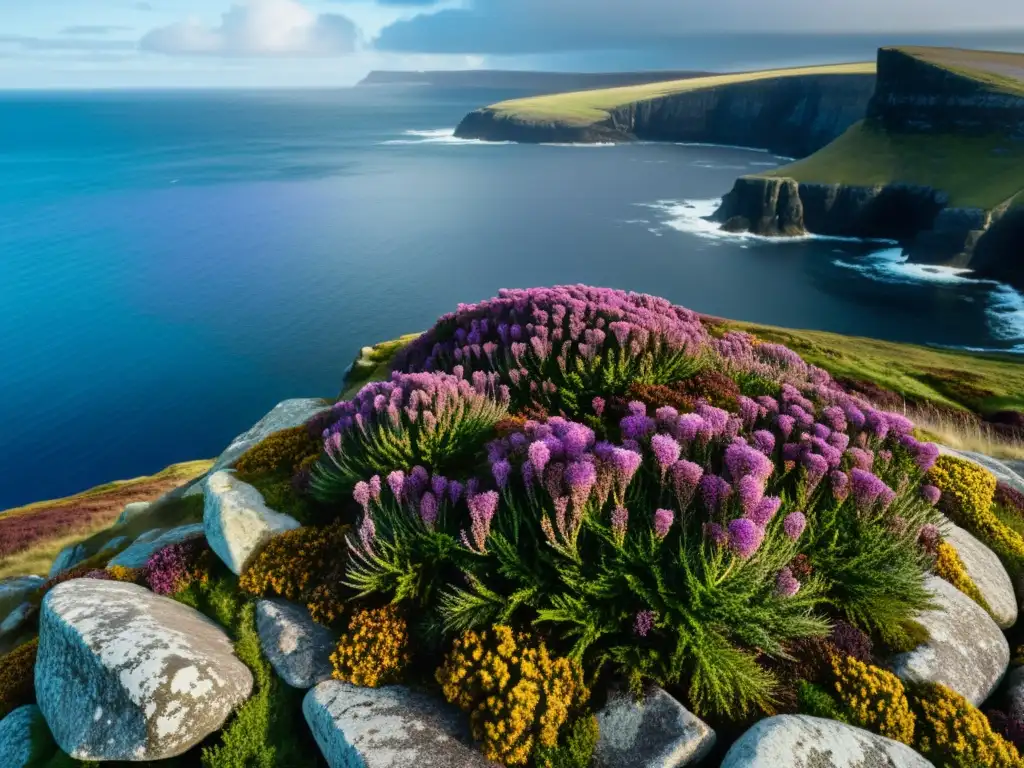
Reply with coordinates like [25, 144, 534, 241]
[945, 524, 1017, 628]
[35, 579, 253, 761]
[115, 501, 152, 527]
[595, 686, 714, 767]
[890, 576, 1009, 705]
[204, 471, 300, 575]
[107, 523, 205, 569]
[257, 598, 336, 689]
[1006, 666, 1024, 722]
[0, 603, 34, 641]
[937, 446, 1024, 496]
[48, 543, 89, 577]
[99, 535, 131, 555]
[721, 715, 933, 768]
[304, 681, 493, 768]
[210, 398, 330, 475]
[0, 576, 43, 618]
[0, 705, 56, 768]
[133, 527, 167, 545]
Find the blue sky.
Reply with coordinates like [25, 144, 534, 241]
[2, 0, 1023, 88]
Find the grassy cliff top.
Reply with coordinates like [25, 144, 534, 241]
[896, 46, 1024, 96]
[765, 120, 1024, 209]
[478, 62, 875, 127]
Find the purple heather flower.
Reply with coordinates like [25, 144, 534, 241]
[850, 469, 889, 510]
[368, 475, 382, 502]
[782, 442, 804, 463]
[918, 523, 941, 552]
[700, 473, 733, 514]
[757, 396, 780, 415]
[610, 448, 643, 498]
[431, 474, 448, 499]
[886, 412, 915, 436]
[827, 432, 851, 452]
[358, 514, 376, 554]
[528, 440, 551, 476]
[492, 459, 512, 490]
[465, 491, 499, 552]
[627, 400, 648, 416]
[353, 481, 372, 513]
[738, 475, 765, 516]
[783, 511, 807, 540]
[420, 492, 439, 528]
[566, 460, 597, 510]
[653, 508, 674, 539]
[844, 403, 866, 430]
[448, 480, 464, 506]
[621, 414, 656, 441]
[822, 406, 848, 433]
[877, 449, 893, 464]
[387, 471, 406, 504]
[749, 496, 782, 526]
[776, 567, 801, 598]
[633, 610, 656, 638]
[830, 470, 850, 501]
[611, 505, 629, 543]
[725, 442, 774, 483]
[752, 430, 776, 456]
[914, 441, 940, 473]
[801, 453, 830, 495]
[738, 396, 761, 429]
[812, 423, 832, 440]
[592, 397, 606, 416]
[651, 434, 682, 477]
[670, 460, 704, 508]
[866, 410, 890, 440]
[777, 414, 796, 440]
[704, 522, 729, 546]
[697, 404, 730, 435]
[728, 518, 765, 559]
[878, 485, 897, 511]
[409, 466, 429, 493]
[846, 448, 874, 472]
[561, 423, 595, 459]
[921, 484, 941, 506]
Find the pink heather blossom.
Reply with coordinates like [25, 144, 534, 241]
[651, 434, 682, 477]
[776, 567, 801, 597]
[528, 440, 551, 476]
[704, 522, 729, 546]
[465, 491, 499, 552]
[633, 610, 656, 637]
[728, 518, 765, 559]
[921, 485, 941, 506]
[653, 508, 674, 539]
[387, 470, 406, 503]
[670, 460, 703, 509]
[783, 511, 807, 540]
[611, 506, 629, 543]
[566, 461, 597, 511]
[420, 492, 439, 528]
[748, 496, 782, 526]
[592, 396, 606, 416]
[492, 459, 512, 490]
[777, 414, 796, 440]
[368, 475, 382, 501]
[830, 471, 850, 501]
[738, 475, 765, 516]
[353, 481, 371, 513]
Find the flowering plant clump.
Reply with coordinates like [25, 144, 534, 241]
[829, 655, 915, 745]
[910, 682, 1022, 768]
[311, 370, 509, 502]
[393, 285, 710, 417]
[239, 523, 350, 625]
[436, 626, 588, 766]
[144, 536, 211, 596]
[330, 604, 411, 688]
[933, 541, 993, 616]
[0, 639, 37, 719]
[235, 423, 322, 479]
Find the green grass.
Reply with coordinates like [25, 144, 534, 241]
[339, 332, 421, 399]
[482, 63, 875, 127]
[898, 46, 1024, 97]
[765, 120, 1024, 209]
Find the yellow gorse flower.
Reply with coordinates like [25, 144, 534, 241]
[831, 655, 915, 746]
[330, 604, 410, 688]
[436, 626, 588, 766]
[934, 541, 993, 616]
[911, 683, 1022, 768]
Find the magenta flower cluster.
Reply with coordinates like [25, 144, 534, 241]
[144, 535, 208, 596]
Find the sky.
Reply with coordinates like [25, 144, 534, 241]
[1, 0, 1024, 88]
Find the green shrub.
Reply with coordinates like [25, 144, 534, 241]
[244, 474, 320, 526]
[934, 541, 993, 617]
[436, 626, 589, 766]
[0, 638, 38, 719]
[532, 714, 600, 768]
[796, 681, 848, 722]
[235, 425, 321, 478]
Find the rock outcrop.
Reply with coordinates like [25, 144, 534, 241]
[203, 471, 301, 575]
[35, 579, 253, 761]
[889, 576, 1009, 705]
[303, 681, 493, 768]
[0, 576, 43, 619]
[208, 399, 330, 475]
[720, 715, 933, 767]
[944, 523, 1017, 629]
[256, 598, 336, 689]
[970, 204, 1024, 289]
[0, 705, 56, 768]
[48, 543, 89, 577]
[457, 73, 876, 158]
[594, 686, 715, 767]
[106, 523, 205, 569]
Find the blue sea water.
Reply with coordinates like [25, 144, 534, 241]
[2, 86, 1022, 510]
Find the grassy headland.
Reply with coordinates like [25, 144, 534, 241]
[899, 46, 1024, 97]
[478, 62, 875, 127]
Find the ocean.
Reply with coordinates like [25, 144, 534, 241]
[1, 86, 1022, 510]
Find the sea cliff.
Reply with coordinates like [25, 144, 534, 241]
[456, 72, 876, 158]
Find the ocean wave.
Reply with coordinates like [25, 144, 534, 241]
[539, 142, 617, 147]
[674, 141, 770, 154]
[380, 129, 512, 146]
[834, 248, 1024, 352]
[638, 199, 896, 244]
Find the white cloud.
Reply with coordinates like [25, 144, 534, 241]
[141, 0, 358, 57]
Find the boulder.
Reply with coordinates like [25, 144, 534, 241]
[594, 686, 714, 767]
[115, 502, 152, 527]
[1006, 666, 1024, 722]
[0, 576, 43, 619]
[204, 472, 300, 575]
[721, 715, 933, 767]
[303, 681, 493, 768]
[106, 523, 205, 569]
[0, 603, 34, 640]
[210, 399, 330, 475]
[35, 579, 253, 761]
[945, 524, 1017, 628]
[98, 535, 131, 555]
[133, 528, 167, 545]
[937, 446, 1024, 496]
[48, 543, 89, 577]
[256, 598, 335, 689]
[889, 576, 1009, 706]
[0, 705, 57, 768]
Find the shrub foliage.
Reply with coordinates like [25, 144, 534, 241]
[330, 604, 411, 688]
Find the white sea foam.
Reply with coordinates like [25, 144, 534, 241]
[539, 142, 617, 147]
[380, 128, 512, 146]
[987, 285, 1024, 349]
[674, 141, 771, 153]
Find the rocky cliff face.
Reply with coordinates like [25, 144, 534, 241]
[971, 205, 1024, 286]
[456, 74, 877, 158]
[868, 48, 1024, 136]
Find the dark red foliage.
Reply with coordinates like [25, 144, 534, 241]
[987, 410, 1024, 432]
[987, 710, 1024, 750]
[789, 554, 813, 581]
[835, 377, 907, 411]
[996, 482, 1024, 516]
[829, 621, 873, 663]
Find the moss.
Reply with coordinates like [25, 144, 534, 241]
[796, 681, 848, 723]
[0, 638, 38, 719]
[532, 714, 600, 768]
[883, 619, 932, 654]
[243, 474, 320, 527]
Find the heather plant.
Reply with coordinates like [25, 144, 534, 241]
[909, 682, 1022, 768]
[145, 536, 211, 596]
[393, 285, 710, 417]
[235, 424, 322, 478]
[436, 626, 588, 766]
[329, 604, 411, 688]
[311, 371, 509, 502]
[0, 638, 37, 719]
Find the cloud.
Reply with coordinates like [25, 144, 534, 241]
[61, 26, 134, 36]
[375, 0, 1024, 54]
[141, 0, 358, 56]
